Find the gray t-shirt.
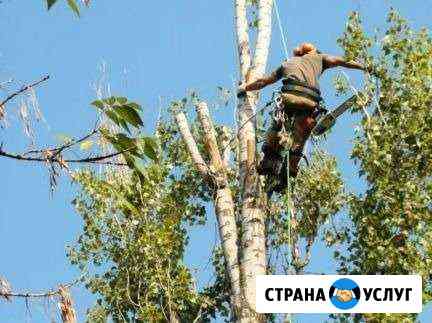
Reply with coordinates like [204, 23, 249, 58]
[271, 53, 324, 89]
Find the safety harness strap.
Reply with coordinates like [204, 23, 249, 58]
[281, 78, 323, 103]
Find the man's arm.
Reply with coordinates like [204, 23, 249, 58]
[322, 55, 366, 71]
[238, 66, 283, 97]
[244, 73, 280, 91]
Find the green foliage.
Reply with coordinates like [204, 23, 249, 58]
[90, 96, 159, 174]
[92, 97, 143, 133]
[335, 9, 432, 322]
[70, 101, 231, 321]
[267, 151, 345, 273]
[69, 163, 214, 321]
[293, 151, 345, 239]
[46, 0, 81, 17]
[47, 0, 57, 10]
[67, 0, 80, 16]
[68, 9, 432, 317]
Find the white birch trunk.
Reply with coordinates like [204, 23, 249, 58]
[235, 1, 273, 320]
[174, 107, 243, 317]
[251, 0, 274, 80]
[176, 0, 275, 319]
[175, 112, 209, 178]
[194, 102, 243, 316]
[235, 0, 252, 82]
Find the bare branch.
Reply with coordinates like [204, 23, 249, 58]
[0, 147, 127, 166]
[0, 279, 78, 299]
[0, 125, 130, 167]
[0, 75, 50, 118]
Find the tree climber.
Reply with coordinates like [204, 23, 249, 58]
[238, 42, 365, 192]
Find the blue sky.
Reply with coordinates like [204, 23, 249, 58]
[0, 0, 431, 322]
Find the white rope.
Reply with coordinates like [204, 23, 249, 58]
[273, 0, 294, 286]
[274, 0, 290, 60]
[341, 71, 371, 120]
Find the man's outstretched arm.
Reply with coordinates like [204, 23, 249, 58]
[243, 73, 280, 91]
[238, 67, 283, 97]
[322, 55, 366, 71]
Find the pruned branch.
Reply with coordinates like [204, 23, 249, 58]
[174, 111, 209, 178]
[58, 285, 77, 323]
[172, 102, 242, 318]
[195, 102, 225, 173]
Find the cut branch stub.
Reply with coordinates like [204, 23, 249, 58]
[58, 285, 77, 323]
[195, 102, 225, 175]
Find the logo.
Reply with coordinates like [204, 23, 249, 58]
[256, 275, 422, 313]
[329, 278, 360, 310]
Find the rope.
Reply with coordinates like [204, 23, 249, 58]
[286, 146, 292, 271]
[273, 0, 290, 60]
[273, 94, 293, 272]
[273, 0, 294, 278]
[220, 97, 274, 153]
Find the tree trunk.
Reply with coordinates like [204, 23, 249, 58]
[235, 1, 273, 321]
[175, 106, 243, 317]
[175, 0, 275, 320]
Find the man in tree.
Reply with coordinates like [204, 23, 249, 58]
[238, 42, 365, 191]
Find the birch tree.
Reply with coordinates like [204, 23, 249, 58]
[63, 4, 431, 323]
[174, 1, 273, 320]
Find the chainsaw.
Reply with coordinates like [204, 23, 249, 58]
[312, 94, 358, 136]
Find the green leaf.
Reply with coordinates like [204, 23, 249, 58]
[141, 136, 159, 161]
[116, 97, 128, 104]
[47, 0, 58, 10]
[115, 134, 136, 151]
[67, 0, 80, 17]
[104, 110, 130, 134]
[122, 152, 137, 169]
[130, 157, 146, 175]
[115, 105, 143, 128]
[91, 100, 105, 109]
[126, 102, 141, 111]
[105, 97, 116, 105]
[100, 131, 139, 156]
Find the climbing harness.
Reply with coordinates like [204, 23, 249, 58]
[281, 77, 323, 103]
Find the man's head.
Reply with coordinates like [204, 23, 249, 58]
[293, 43, 318, 56]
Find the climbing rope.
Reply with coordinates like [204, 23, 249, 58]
[273, 93, 293, 272]
[272, 0, 295, 275]
[273, 0, 290, 60]
[220, 98, 274, 153]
